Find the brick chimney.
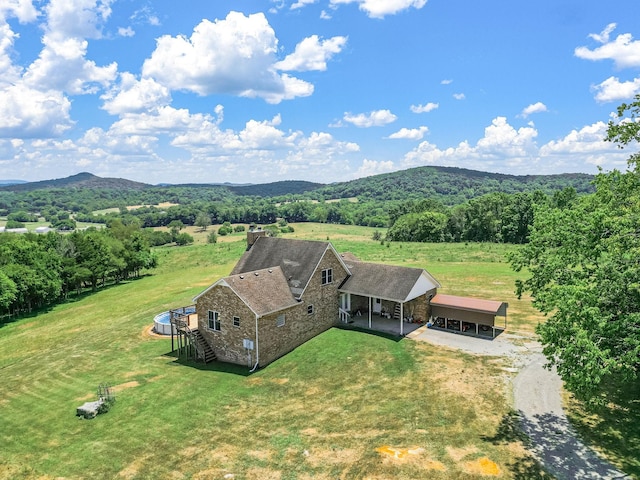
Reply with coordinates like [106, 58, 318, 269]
[246, 226, 267, 249]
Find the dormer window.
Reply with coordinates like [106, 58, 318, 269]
[321, 268, 333, 285]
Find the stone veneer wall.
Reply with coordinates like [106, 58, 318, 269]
[257, 249, 349, 366]
[196, 248, 350, 368]
[196, 285, 258, 367]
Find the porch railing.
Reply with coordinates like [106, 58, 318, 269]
[339, 308, 351, 323]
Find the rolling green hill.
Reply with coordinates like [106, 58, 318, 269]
[0, 166, 594, 207]
[309, 166, 595, 204]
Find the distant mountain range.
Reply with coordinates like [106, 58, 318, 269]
[0, 180, 27, 186]
[0, 167, 596, 203]
[0, 172, 149, 192]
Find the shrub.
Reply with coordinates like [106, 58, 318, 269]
[207, 231, 218, 244]
[175, 232, 194, 246]
[5, 219, 24, 229]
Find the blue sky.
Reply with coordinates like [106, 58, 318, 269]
[1, 0, 639, 184]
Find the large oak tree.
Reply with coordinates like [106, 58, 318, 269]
[510, 95, 640, 401]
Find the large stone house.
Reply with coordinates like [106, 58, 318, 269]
[189, 229, 507, 368]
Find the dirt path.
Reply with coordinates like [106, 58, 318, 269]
[411, 327, 631, 479]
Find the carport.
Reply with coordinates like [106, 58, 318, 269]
[429, 293, 508, 338]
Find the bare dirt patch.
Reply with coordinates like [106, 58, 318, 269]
[113, 381, 140, 392]
[117, 454, 150, 479]
[244, 467, 281, 479]
[142, 324, 166, 339]
[375, 445, 447, 471]
[305, 447, 361, 467]
[179, 446, 202, 458]
[446, 445, 479, 461]
[270, 378, 289, 385]
[246, 450, 271, 461]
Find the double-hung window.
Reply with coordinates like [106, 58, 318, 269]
[321, 268, 333, 285]
[208, 310, 221, 331]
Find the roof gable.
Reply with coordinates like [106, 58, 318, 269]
[195, 266, 299, 317]
[231, 237, 348, 297]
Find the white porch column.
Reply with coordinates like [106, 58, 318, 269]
[400, 303, 404, 335]
[368, 296, 372, 328]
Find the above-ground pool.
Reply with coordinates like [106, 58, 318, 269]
[153, 307, 196, 335]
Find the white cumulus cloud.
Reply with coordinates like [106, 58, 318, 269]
[0, 0, 39, 23]
[142, 11, 314, 104]
[387, 126, 429, 140]
[343, 109, 397, 127]
[575, 24, 640, 69]
[101, 73, 171, 115]
[118, 26, 134, 37]
[330, 0, 427, 19]
[355, 158, 397, 177]
[291, 0, 316, 10]
[410, 102, 438, 113]
[519, 102, 548, 118]
[275, 35, 347, 72]
[0, 84, 73, 138]
[593, 76, 640, 103]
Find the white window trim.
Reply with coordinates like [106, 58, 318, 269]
[307, 305, 314, 315]
[276, 314, 286, 327]
[321, 268, 333, 285]
[208, 310, 221, 331]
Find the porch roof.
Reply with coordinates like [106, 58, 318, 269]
[339, 260, 440, 303]
[430, 293, 508, 316]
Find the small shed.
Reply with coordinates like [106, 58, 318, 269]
[429, 293, 508, 337]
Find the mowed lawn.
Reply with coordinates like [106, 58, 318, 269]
[2, 226, 548, 479]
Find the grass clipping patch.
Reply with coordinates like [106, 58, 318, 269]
[375, 446, 446, 471]
[463, 456, 501, 476]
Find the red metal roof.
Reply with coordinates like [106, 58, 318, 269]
[430, 293, 507, 315]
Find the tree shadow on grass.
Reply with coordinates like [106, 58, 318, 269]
[566, 379, 640, 479]
[486, 409, 632, 479]
[482, 409, 554, 480]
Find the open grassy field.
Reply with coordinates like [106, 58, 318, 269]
[0, 224, 629, 479]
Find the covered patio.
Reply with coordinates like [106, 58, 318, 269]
[344, 311, 426, 336]
[429, 293, 508, 338]
[337, 256, 440, 336]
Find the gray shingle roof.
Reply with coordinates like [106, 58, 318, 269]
[223, 267, 299, 316]
[339, 260, 440, 302]
[231, 237, 332, 297]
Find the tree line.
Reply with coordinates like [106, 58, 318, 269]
[384, 189, 580, 244]
[0, 221, 157, 318]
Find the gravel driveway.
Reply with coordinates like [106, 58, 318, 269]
[410, 327, 631, 479]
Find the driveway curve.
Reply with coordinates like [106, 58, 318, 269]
[410, 327, 631, 479]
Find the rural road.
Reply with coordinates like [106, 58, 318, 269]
[411, 328, 632, 479]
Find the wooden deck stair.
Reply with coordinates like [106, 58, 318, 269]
[190, 328, 216, 363]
